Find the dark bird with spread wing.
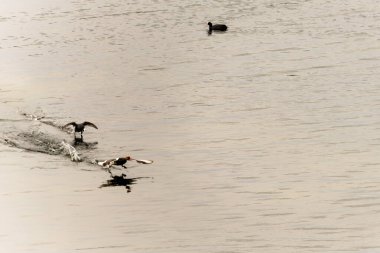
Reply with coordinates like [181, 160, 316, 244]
[63, 121, 98, 141]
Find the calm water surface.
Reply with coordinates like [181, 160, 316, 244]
[1, 0, 380, 252]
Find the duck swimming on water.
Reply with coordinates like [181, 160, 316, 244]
[63, 121, 98, 141]
[208, 22, 228, 32]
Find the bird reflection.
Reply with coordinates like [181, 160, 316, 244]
[72, 137, 98, 147]
[100, 173, 137, 192]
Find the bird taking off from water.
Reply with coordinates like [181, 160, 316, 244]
[63, 121, 98, 141]
[97, 156, 132, 169]
[96, 156, 153, 169]
[208, 22, 228, 33]
[111, 156, 133, 168]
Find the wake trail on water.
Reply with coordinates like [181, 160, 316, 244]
[0, 109, 153, 192]
[0, 110, 91, 163]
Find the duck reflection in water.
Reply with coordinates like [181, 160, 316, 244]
[100, 173, 137, 193]
[72, 136, 98, 148]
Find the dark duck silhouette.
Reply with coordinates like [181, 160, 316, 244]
[100, 173, 138, 192]
[63, 121, 98, 141]
[208, 22, 228, 33]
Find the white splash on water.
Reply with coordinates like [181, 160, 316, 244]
[60, 141, 81, 162]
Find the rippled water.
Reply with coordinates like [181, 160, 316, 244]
[1, 0, 380, 252]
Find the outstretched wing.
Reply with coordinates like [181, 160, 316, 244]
[63, 122, 77, 129]
[96, 159, 115, 168]
[83, 121, 98, 129]
[136, 159, 153, 164]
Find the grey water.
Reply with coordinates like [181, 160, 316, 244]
[1, 0, 380, 252]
